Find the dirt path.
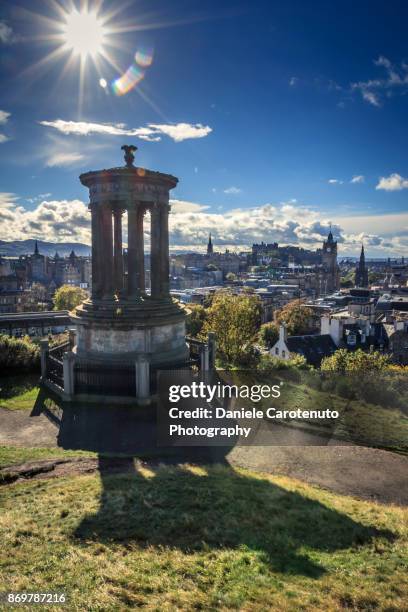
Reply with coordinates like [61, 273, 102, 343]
[1, 407, 407, 505]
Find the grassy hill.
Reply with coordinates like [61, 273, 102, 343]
[0, 459, 407, 611]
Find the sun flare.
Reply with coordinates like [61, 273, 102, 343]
[62, 10, 106, 59]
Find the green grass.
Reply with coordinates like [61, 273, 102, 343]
[224, 372, 408, 454]
[0, 386, 40, 411]
[0, 375, 40, 411]
[274, 381, 408, 453]
[0, 446, 95, 470]
[0, 462, 407, 611]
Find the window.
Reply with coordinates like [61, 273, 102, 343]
[282, 350, 286, 358]
[275, 347, 279, 355]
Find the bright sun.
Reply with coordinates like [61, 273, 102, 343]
[63, 10, 106, 59]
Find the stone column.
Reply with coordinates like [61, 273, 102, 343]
[159, 203, 170, 297]
[113, 207, 124, 294]
[100, 204, 114, 298]
[63, 351, 75, 399]
[90, 204, 102, 299]
[135, 356, 150, 403]
[150, 203, 161, 298]
[128, 205, 145, 297]
[136, 207, 145, 293]
[40, 339, 49, 378]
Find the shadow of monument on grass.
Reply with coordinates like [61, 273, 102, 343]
[31, 387, 234, 462]
[73, 455, 395, 578]
[30, 388, 395, 578]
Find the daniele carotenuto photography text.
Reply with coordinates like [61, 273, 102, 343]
[0, 0, 407, 610]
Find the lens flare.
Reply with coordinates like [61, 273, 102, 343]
[112, 64, 144, 96]
[135, 46, 154, 68]
[99, 77, 107, 88]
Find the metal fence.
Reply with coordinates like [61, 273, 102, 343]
[44, 341, 68, 390]
[74, 362, 136, 396]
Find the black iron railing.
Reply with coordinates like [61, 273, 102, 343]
[74, 362, 136, 396]
[45, 343, 67, 389]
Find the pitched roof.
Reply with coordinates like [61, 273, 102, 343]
[286, 334, 337, 365]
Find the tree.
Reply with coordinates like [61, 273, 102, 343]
[258, 322, 279, 348]
[54, 285, 87, 311]
[225, 272, 237, 282]
[321, 348, 390, 374]
[203, 293, 262, 365]
[186, 304, 207, 338]
[340, 271, 354, 288]
[274, 300, 314, 335]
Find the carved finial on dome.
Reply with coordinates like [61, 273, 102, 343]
[121, 144, 137, 168]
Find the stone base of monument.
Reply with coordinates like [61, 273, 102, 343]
[71, 297, 189, 367]
[65, 298, 189, 404]
[38, 298, 211, 406]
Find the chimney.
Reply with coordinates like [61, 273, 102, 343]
[279, 323, 288, 343]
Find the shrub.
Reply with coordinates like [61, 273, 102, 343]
[0, 334, 40, 372]
[258, 322, 279, 348]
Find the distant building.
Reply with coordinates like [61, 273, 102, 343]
[376, 294, 408, 313]
[207, 233, 213, 255]
[355, 244, 369, 287]
[0, 310, 71, 337]
[319, 229, 340, 294]
[270, 324, 337, 366]
[382, 314, 408, 365]
[30, 240, 47, 282]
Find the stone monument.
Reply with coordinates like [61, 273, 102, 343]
[68, 145, 189, 400]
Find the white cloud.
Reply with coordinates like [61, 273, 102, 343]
[0, 22, 13, 44]
[25, 193, 53, 204]
[223, 186, 242, 194]
[148, 123, 212, 142]
[0, 194, 407, 255]
[0, 110, 10, 124]
[45, 152, 85, 167]
[0, 196, 91, 244]
[170, 200, 209, 213]
[328, 179, 343, 185]
[376, 173, 408, 191]
[351, 175, 365, 184]
[361, 90, 381, 107]
[289, 77, 298, 87]
[351, 56, 408, 107]
[0, 110, 11, 143]
[39, 119, 213, 142]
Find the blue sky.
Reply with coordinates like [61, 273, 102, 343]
[0, 0, 408, 255]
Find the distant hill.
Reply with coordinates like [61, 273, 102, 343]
[0, 239, 91, 257]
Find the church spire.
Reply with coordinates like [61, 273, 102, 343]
[34, 240, 39, 256]
[327, 224, 334, 243]
[207, 232, 213, 255]
[355, 243, 368, 287]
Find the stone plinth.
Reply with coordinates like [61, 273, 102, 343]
[71, 298, 189, 367]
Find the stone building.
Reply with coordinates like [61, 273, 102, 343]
[270, 323, 337, 366]
[319, 229, 340, 295]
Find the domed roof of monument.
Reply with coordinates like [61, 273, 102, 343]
[79, 144, 178, 188]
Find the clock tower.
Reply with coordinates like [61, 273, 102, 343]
[320, 228, 340, 293]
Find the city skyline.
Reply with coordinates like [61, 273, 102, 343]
[0, 0, 408, 256]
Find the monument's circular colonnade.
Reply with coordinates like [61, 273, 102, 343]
[39, 147, 206, 404]
[70, 149, 189, 370]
